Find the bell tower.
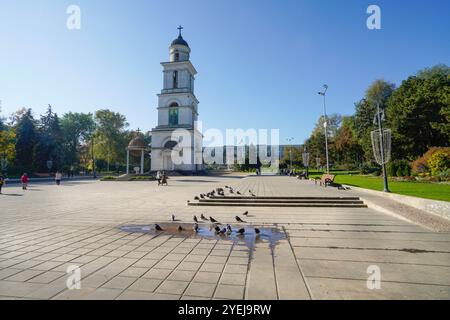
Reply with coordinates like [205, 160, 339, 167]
[150, 27, 203, 172]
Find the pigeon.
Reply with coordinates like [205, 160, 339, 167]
[155, 224, 164, 231]
[178, 226, 183, 232]
[226, 224, 232, 233]
[237, 191, 241, 195]
[200, 194, 205, 199]
[194, 196, 200, 200]
[214, 226, 221, 233]
[254, 227, 261, 234]
[193, 215, 198, 223]
[243, 211, 249, 216]
[171, 214, 176, 221]
[237, 228, 245, 235]
[210, 216, 219, 223]
[219, 228, 227, 235]
[235, 216, 245, 223]
[225, 186, 230, 189]
[201, 214, 208, 221]
[229, 189, 234, 194]
[193, 223, 199, 233]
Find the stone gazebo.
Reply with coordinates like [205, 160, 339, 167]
[126, 132, 149, 174]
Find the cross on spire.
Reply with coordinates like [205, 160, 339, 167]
[177, 25, 183, 37]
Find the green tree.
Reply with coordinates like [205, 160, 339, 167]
[14, 108, 37, 168]
[387, 65, 449, 159]
[33, 105, 64, 171]
[60, 112, 95, 168]
[93, 109, 129, 171]
[354, 80, 395, 162]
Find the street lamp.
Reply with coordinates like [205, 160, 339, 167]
[374, 100, 390, 193]
[302, 148, 310, 178]
[286, 137, 294, 172]
[318, 84, 330, 174]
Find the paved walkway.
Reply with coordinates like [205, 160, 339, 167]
[0, 175, 449, 300]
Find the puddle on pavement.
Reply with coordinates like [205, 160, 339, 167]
[120, 223, 286, 257]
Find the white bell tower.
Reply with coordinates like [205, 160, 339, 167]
[150, 26, 203, 172]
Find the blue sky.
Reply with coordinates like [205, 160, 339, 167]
[0, 0, 449, 145]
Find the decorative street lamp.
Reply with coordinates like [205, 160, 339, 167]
[302, 149, 310, 178]
[318, 84, 330, 174]
[370, 100, 391, 193]
[286, 137, 294, 172]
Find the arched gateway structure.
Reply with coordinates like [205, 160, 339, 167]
[150, 26, 203, 173]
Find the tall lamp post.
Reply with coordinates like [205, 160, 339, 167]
[302, 148, 310, 179]
[375, 101, 390, 193]
[286, 137, 294, 172]
[318, 84, 330, 174]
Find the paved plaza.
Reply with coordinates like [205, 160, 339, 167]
[0, 175, 449, 300]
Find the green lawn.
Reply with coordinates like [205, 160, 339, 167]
[309, 171, 450, 202]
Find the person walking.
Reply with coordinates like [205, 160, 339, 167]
[21, 173, 29, 190]
[0, 174, 4, 194]
[156, 171, 162, 186]
[55, 171, 62, 186]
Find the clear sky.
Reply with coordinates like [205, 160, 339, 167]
[0, 0, 449, 145]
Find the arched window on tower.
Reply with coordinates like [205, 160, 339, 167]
[174, 52, 180, 62]
[169, 103, 179, 126]
[173, 71, 178, 89]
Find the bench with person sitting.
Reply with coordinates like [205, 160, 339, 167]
[314, 174, 336, 187]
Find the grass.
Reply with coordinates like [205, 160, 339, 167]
[309, 171, 450, 202]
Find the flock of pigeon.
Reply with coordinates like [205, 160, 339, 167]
[154, 186, 260, 236]
[193, 186, 257, 200]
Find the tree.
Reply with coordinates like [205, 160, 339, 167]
[304, 113, 342, 167]
[335, 116, 363, 167]
[93, 109, 129, 170]
[14, 109, 37, 168]
[354, 80, 395, 162]
[33, 105, 64, 171]
[387, 65, 449, 159]
[60, 112, 95, 168]
[0, 127, 16, 165]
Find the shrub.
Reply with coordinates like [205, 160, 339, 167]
[412, 147, 450, 174]
[428, 150, 450, 176]
[101, 176, 117, 181]
[438, 169, 450, 182]
[361, 163, 381, 175]
[388, 160, 411, 177]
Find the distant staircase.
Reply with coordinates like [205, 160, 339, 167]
[188, 195, 367, 208]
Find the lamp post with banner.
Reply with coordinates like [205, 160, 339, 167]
[370, 101, 391, 193]
[302, 149, 310, 179]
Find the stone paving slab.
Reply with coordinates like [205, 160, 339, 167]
[0, 175, 449, 300]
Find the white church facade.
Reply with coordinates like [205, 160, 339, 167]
[150, 27, 203, 172]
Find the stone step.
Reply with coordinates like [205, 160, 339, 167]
[188, 202, 368, 208]
[210, 196, 361, 200]
[199, 199, 365, 204]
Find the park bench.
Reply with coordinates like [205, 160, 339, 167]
[315, 174, 336, 187]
